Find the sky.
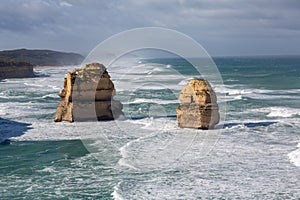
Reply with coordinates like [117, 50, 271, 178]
[0, 0, 300, 56]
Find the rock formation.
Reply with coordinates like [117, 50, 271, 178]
[0, 58, 34, 79]
[54, 63, 123, 122]
[176, 79, 219, 129]
[0, 65, 34, 79]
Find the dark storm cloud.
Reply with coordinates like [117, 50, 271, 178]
[0, 0, 299, 55]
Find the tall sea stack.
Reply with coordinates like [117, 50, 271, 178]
[176, 79, 219, 129]
[54, 63, 123, 122]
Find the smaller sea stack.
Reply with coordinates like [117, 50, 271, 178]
[176, 79, 219, 129]
[54, 62, 123, 122]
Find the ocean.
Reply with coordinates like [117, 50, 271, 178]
[0, 55, 299, 199]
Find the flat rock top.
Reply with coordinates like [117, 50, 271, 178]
[187, 79, 213, 92]
[76, 62, 107, 74]
[82, 62, 106, 70]
[72, 62, 110, 82]
[178, 79, 217, 105]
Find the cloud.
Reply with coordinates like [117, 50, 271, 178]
[0, 0, 299, 55]
[59, 1, 73, 7]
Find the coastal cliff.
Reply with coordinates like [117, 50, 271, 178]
[0, 66, 34, 79]
[0, 49, 84, 66]
[0, 49, 83, 79]
[0, 58, 34, 79]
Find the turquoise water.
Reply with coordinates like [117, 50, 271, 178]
[0, 56, 300, 199]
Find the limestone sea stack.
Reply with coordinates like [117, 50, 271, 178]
[54, 62, 123, 122]
[176, 79, 219, 129]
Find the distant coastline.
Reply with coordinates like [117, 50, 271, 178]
[0, 48, 83, 79]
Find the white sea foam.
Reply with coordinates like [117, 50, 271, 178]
[118, 145, 139, 170]
[24, 82, 44, 87]
[110, 62, 166, 76]
[219, 85, 300, 96]
[0, 92, 9, 99]
[216, 87, 252, 95]
[112, 182, 124, 200]
[116, 117, 221, 170]
[37, 166, 56, 173]
[214, 85, 300, 103]
[127, 98, 179, 105]
[288, 143, 300, 167]
[234, 95, 243, 100]
[10, 121, 80, 141]
[117, 119, 165, 169]
[108, 60, 190, 92]
[177, 77, 195, 86]
[266, 107, 300, 118]
[243, 107, 300, 120]
[42, 93, 59, 99]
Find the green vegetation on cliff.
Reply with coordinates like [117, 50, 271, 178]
[0, 56, 32, 67]
[0, 49, 84, 66]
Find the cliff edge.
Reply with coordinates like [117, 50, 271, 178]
[0, 57, 34, 79]
[0, 49, 83, 79]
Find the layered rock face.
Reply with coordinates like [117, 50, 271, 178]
[54, 63, 123, 122]
[0, 66, 34, 79]
[176, 79, 219, 129]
